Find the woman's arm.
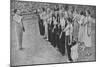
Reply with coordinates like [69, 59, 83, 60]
[21, 16, 25, 32]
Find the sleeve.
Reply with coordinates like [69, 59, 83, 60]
[70, 24, 73, 33]
[63, 24, 69, 32]
[13, 15, 17, 22]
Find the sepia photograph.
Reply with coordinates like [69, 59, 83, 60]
[10, 0, 96, 66]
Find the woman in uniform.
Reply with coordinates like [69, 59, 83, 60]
[59, 12, 66, 56]
[63, 17, 73, 61]
[13, 9, 25, 50]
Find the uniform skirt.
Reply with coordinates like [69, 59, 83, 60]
[15, 22, 23, 49]
[38, 19, 45, 36]
[59, 32, 65, 55]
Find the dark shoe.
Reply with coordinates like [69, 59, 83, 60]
[19, 48, 24, 50]
[43, 37, 47, 39]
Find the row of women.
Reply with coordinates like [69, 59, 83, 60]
[37, 6, 95, 62]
